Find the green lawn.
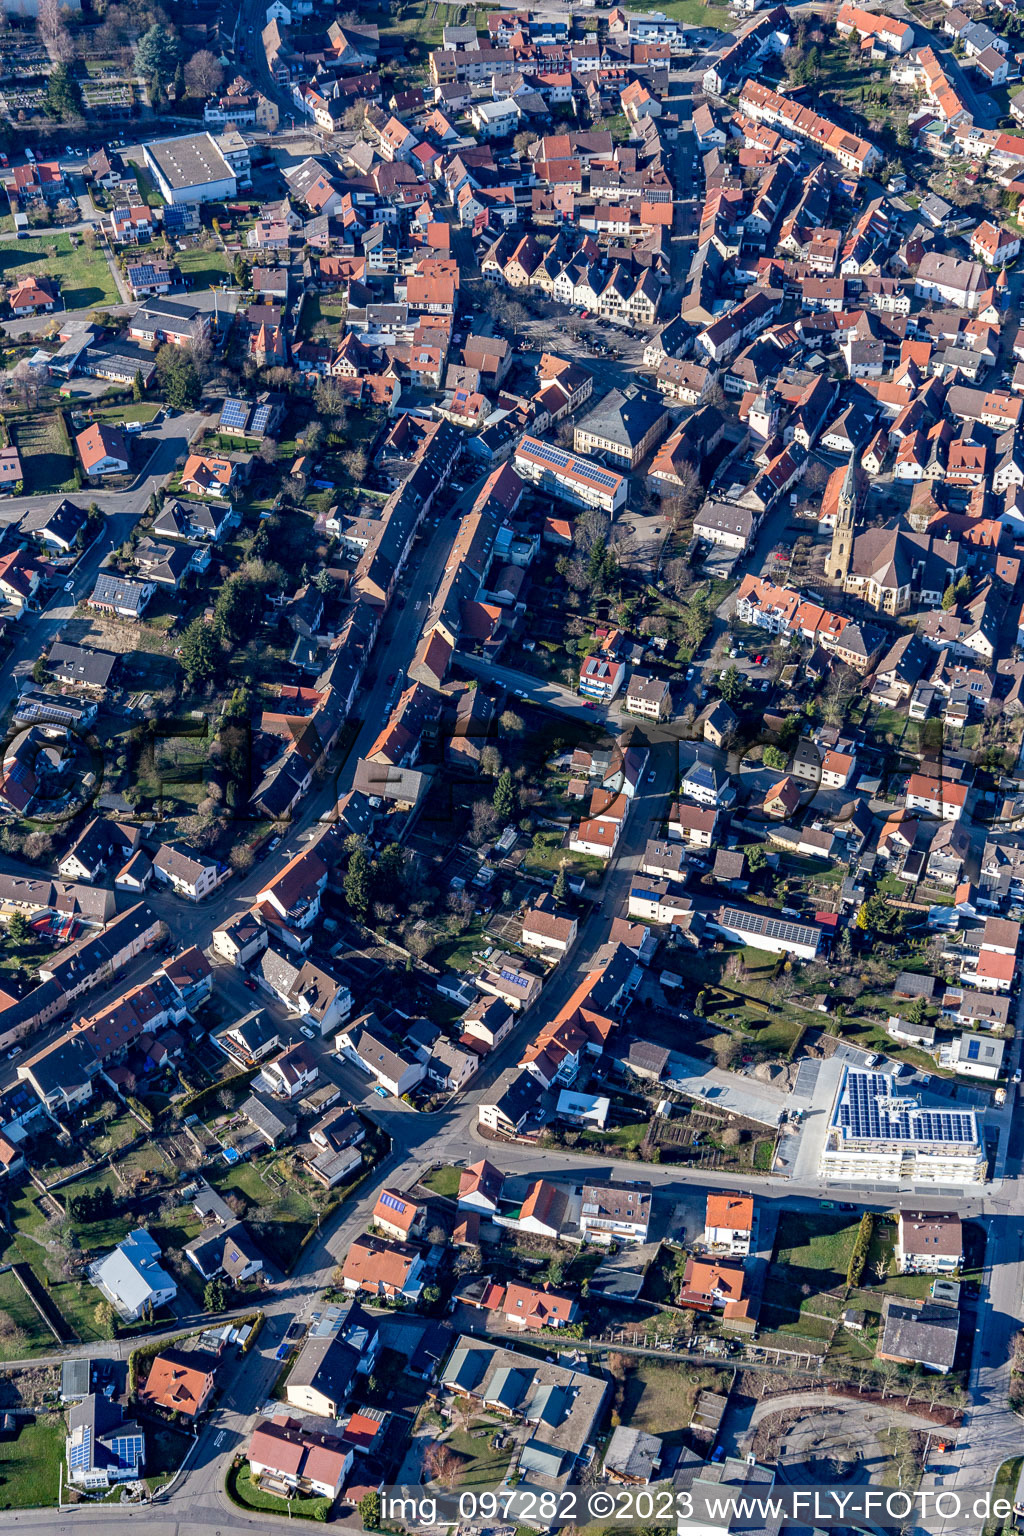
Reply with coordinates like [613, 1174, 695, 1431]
[0, 1270, 54, 1360]
[580, 1121, 647, 1152]
[0, 235, 117, 308]
[444, 1428, 512, 1491]
[985, 1457, 1023, 1536]
[768, 1212, 860, 1311]
[298, 292, 348, 341]
[618, 1361, 713, 1438]
[227, 1460, 331, 1520]
[210, 1155, 322, 1269]
[429, 917, 491, 973]
[176, 247, 231, 290]
[144, 1422, 194, 1493]
[0, 1415, 64, 1509]
[86, 402, 161, 426]
[421, 1165, 461, 1198]
[627, 0, 730, 25]
[125, 162, 164, 209]
[525, 829, 605, 884]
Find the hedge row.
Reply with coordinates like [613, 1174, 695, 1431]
[847, 1212, 874, 1288]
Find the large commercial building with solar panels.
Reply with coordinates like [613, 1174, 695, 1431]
[821, 1069, 986, 1184]
[514, 435, 627, 514]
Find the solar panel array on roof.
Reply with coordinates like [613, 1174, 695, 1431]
[250, 403, 272, 435]
[500, 967, 530, 988]
[837, 1071, 977, 1145]
[220, 398, 250, 430]
[520, 437, 622, 491]
[720, 907, 816, 944]
[69, 1427, 92, 1472]
[109, 1432, 144, 1469]
[380, 1191, 407, 1213]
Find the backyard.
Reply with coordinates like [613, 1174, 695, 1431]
[176, 246, 231, 290]
[615, 1358, 726, 1446]
[0, 1414, 64, 1509]
[210, 1151, 329, 1270]
[12, 410, 76, 496]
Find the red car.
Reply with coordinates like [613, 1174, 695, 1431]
[243, 978, 257, 991]
[754, 655, 762, 665]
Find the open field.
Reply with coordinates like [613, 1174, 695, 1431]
[0, 234, 117, 308]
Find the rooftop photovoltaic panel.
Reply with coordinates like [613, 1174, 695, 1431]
[220, 399, 250, 429]
[250, 403, 272, 434]
[837, 1070, 978, 1146]
[720, 907, 816, 944]
[519, 437, 622, 491]
[380, 1191, 407, 1213]
[110, 1434, 143, 1468]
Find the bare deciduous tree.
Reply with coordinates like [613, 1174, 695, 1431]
[37, 0, 62, 44]
[183, 48, 223, 97]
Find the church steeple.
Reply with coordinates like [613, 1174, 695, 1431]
[826, 455, 858, 587]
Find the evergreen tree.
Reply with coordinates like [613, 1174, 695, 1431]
[132, 369, 143, 403]
[6, 911, 29, 945]
[493, 768, 515, 820]
[718, 664, 742, 705]
[134, 23, 180, 85]
[43, 63, 83, 121]
[552, 860, 568, 904]
[173, 60, 185, 100]
[203, 1277, 227, 1312]
[155, 344, 201, 410]
[179, 617, 217, 687]
[344, 848, 372, 922]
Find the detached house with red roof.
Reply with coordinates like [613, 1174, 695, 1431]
[76, 423, 131, 480]
[457, 1158, 504, 1214]
[905, 773, 969, 822]
[181, 454, 240, 500]
[579, 653, 625, 701]
[0, 548, 40, 613]
[502, 1281, 580, 1330]
[341, 1234, 425, 1302]
[370, 1189, 423, 1242]
[139, 1348, 218, 1419]
[8, 275, 57, 316]
[254, 845, 329, 947]
[107, 203, 154, 244]
[970, 220, 1020, 268]
[248, 1416, 352, 1502]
